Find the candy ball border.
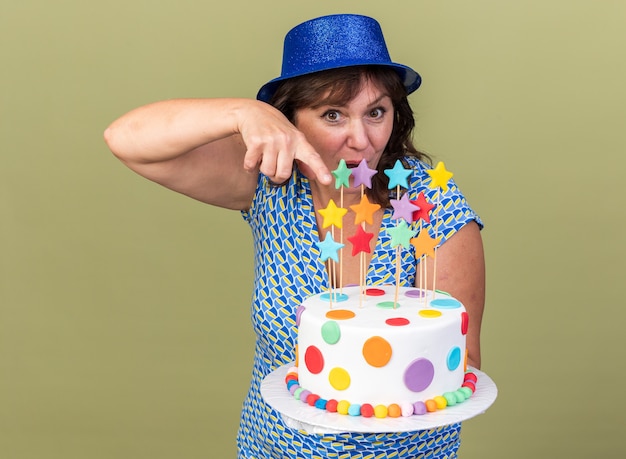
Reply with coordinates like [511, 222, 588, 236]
[284, 367, 478, 418]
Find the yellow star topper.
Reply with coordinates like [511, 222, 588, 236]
[318, 199, 348, 229]
[427, 161, 453, 191]
[350, 195, 381, 226]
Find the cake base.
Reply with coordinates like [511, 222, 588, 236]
[261, 363, 497, 434]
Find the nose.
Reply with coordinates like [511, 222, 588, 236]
[346, 120, 370, 151]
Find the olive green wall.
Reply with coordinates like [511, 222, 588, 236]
[2, 1, 624, 458]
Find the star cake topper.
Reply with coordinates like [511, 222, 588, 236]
[351, 159, 377, 189]
[386, 220, 417, 249]
[318, 199, 347, 229]
[411, 192, 436, 223]
[332, 159, 352, 189]
[347, 225, 375, 256]
[410, 228, 441, 259]
[390, 193, 420, 222]
[316, 232, 344, 263]
[426, 161, 454, 191]
[349, 195, 381, 226]
[384, 159, 412, 189]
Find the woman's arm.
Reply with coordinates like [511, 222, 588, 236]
[104, 98, 332, 210]
[420, 221, 485, 369]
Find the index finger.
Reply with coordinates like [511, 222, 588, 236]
[295, 148, 332, 185]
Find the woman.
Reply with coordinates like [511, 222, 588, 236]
[105, 14, 485, 459]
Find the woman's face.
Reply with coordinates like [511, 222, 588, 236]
[293, 78, 394, 186]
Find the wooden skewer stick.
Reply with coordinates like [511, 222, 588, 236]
[339, 186, 344, 293]
[432, 189, 442, 298]
[327, 259, 333, 309]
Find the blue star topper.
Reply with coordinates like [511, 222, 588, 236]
[316, 232, 345, 263]
[384, 159, 412, 189]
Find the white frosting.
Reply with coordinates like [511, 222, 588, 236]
[296, 286, 467, 407]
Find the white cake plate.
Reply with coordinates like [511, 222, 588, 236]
[261, 364, 497, 434]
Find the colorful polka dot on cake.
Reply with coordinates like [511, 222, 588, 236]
[418, 309, 442, 318]
[304, 346, 324, 374]
[404, 289, 426, 298]
[461, 312, 469, 334]
[362, 336, 392, 367]
[447, 347, 462, 370]
[403, 358, 434, 392]
[385, 317, 410, 326]
[295, 305, 305, 326]
[430, 298, 461, 309]
[325, 309, 355, 320]
[328, 367, 351, 390]
[321, 321, 341, 344]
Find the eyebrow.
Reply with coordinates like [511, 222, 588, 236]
[366, 94, 391, 107]
[317, 93, 391, 110]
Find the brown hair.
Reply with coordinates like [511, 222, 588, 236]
[269, 66, 430, 207]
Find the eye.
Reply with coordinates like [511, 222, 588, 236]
[368, 107, 386, 119]
[322, 110, 341, 122]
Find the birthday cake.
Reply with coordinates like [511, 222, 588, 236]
[282, 159, 478, 418]
[286, 286, 477, 418]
